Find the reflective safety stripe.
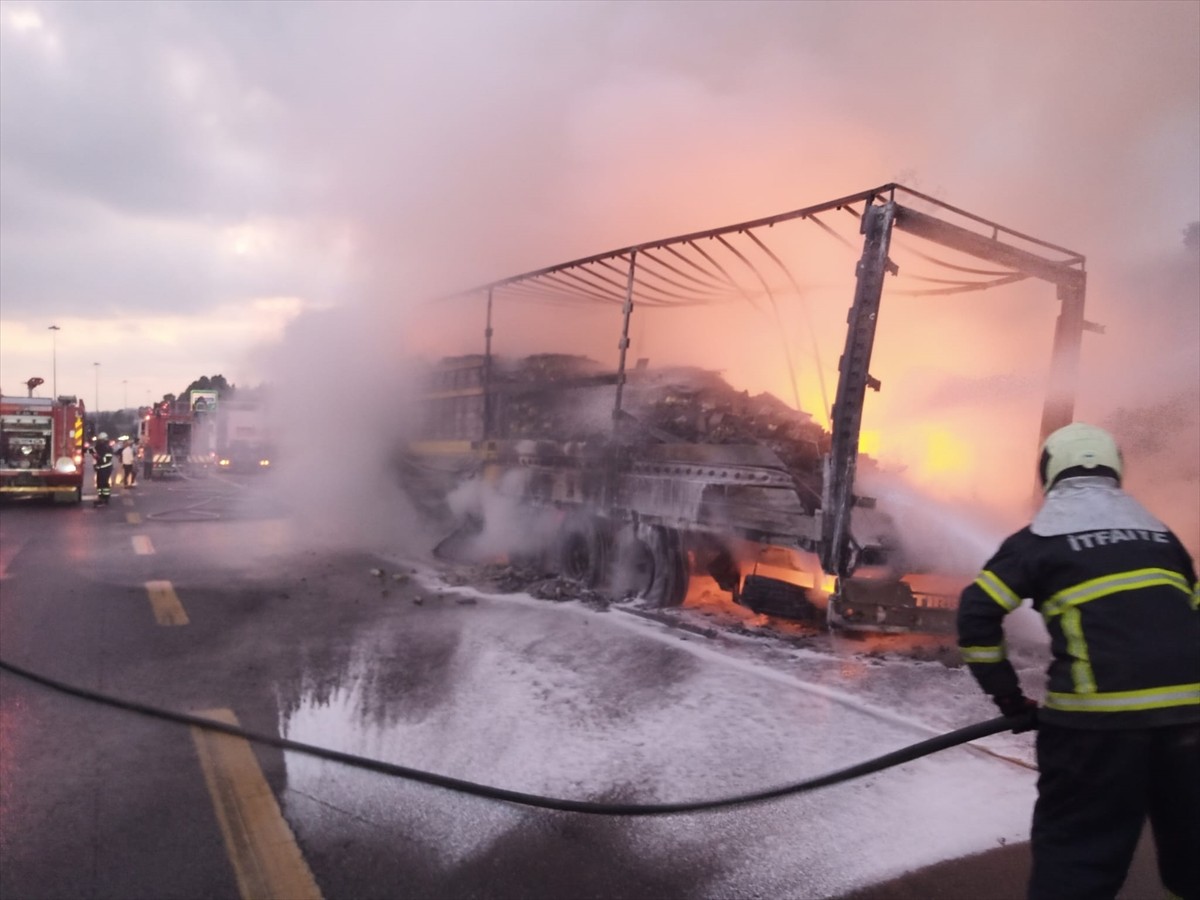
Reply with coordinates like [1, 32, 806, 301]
[975, 570, 1022, 612]
[960, 644, 1006, 664]
[1061, 607, 1096, 694]
[1044, 568, 1191, 617]
[1047, 682, 1200, 713]
[1042, 568, 1190, 695]
[1192, 582, 1199, 611]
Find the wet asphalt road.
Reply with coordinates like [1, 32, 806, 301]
[0, 472, 415, 899]
[0, 470, 1164, 900]
[1, 472, 728, 899]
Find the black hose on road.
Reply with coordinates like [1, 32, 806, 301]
[0, 656, 1033, 816]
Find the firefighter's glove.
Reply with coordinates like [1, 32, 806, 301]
[994, 692, 1038, 733]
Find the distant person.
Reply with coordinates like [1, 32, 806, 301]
[957, 423, 1199, 900]
[90, 433, 114, 507]
[121, 440, 137, 488]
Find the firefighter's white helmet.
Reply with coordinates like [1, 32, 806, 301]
[1039, 423, 1123, 492]
[98, 432, 108, 440]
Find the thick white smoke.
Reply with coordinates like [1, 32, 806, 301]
[210, 1, 1198, 572]
[252, 303, 431, 555]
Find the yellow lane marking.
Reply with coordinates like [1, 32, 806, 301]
[132, 535, 154, 555]
[122, 497, 134, 507]
[191, 708, 323, 900]
[126, 512, 142, 525]
[145, 580, 189, 626]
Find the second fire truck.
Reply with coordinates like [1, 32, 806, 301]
[138, 399, 195, 479]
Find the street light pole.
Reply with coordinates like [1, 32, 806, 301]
[48, 325, 60, 398]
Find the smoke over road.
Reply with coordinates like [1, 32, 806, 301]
[238, 3, 1196, 559]
[7, 2, 1189, 559]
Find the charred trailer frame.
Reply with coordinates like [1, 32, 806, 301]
[405, 184, 1091, 633]
[820, 189, 1091, 630]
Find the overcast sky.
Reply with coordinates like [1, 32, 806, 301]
[2, 0, 1197, 535]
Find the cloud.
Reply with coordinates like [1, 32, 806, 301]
[5, 1, 1197, 313]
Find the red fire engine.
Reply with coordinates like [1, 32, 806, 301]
[138, 399, 195, 479]
[0, 386, 87, 503]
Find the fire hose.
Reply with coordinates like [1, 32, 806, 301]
[0, 656, 1034, 816]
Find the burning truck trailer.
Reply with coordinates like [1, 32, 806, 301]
[402, 183, 1094, 634]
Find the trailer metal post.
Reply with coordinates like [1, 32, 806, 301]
[612, 250, 638, 438]
[1038, 270, 1087, 445]
[821, 200, 896, 579]
[483, 287, 494, 440]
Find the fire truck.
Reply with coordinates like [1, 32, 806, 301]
[138, 399, 195, 479]
[0, 386, 87, 503]
[404, 184, 1092, 633]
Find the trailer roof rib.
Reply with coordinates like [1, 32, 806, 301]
[448, 183, 1085, 308]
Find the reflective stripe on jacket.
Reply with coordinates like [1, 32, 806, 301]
[93, 444, 114, 470]
[957, 522, 1200, 729]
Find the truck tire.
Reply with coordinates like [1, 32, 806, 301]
[617, 524, 689, 608]
[738, 574, 821, 622]
[558, 514, 609, 587]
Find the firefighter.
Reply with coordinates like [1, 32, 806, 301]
[957, 422, 1199, 900]
[91, 432, 114, 507]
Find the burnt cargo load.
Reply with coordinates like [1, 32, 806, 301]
[407, 353, 938, 630]
[401, 184, 1090, 634]
[0, 393, 87, 503]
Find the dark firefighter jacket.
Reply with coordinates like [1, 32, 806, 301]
[92, 441, 114, 470]
[958, 477, 1200, 730]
